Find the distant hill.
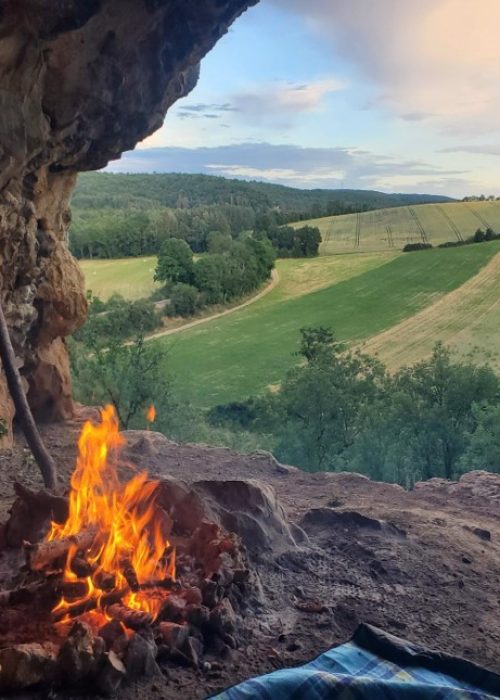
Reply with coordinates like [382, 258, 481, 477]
[73, 172, 455, 215]
[293, 201, 500, 254]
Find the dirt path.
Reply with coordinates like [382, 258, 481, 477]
[143, 268, 280, 343]
[359, 252, 500, 370]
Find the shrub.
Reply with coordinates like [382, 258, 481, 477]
[169, 283, 200, 317]
[403, 242, 433, 252]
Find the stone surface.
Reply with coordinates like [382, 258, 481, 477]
[57, 621, 104, 682]
[0, 642, 58, 690]
[0, 0, 257, 443]
[97, 649, 127, 695]
[125, 630, 160, 679]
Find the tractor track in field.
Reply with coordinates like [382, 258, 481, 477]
[468, 204, 491, 230]
[142, 268, 280, 343]
[386, 224, 394, 248]
[437, 206, 463, 242]
[408, 207, 428, 244]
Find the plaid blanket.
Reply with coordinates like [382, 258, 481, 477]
[210, 625, 500, 699]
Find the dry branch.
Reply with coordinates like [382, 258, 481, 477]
[25, 526, 98, 571]
[0, 299, 58, 490]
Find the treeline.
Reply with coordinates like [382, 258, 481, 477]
[74, 172, 453, 213]
[154, 236, 275, 316]
[70, 173, 454, 260]
[255, 224, 322, 258]
[404, 227, 500, 253]
[208, 329, 500, 486]
[70, 322, 500, 488]
[462, 195, 500, 202]
[70, 205, 256, 258]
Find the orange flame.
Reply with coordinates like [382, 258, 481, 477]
[49, 405, 174, 622]
[146, 405, 156, 424]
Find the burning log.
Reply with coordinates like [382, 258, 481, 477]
[107, 604, 153, 630]
[25, 526, 98, 572]
[121, 559, 140, 592]
[53, 587, 127, 622]
[60, 581, 89, 601]
[93, 571, 116, 592]
[70, 556, 94, 579]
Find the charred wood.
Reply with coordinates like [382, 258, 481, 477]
[107, 604, 153, 630]
[25, 526, 98, 571]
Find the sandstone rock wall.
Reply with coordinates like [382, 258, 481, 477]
[0, 0, 257, 445]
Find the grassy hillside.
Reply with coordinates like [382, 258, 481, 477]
[158, 242, 500, 407]
[79, 250, 395, 303]
[73, 172, 453, 213]
[81, 256, 159, 300]
[295, 201, 500, 254]
[361, 251, 500, 372]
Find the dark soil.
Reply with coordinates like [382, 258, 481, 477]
[1, 409, 500, 698]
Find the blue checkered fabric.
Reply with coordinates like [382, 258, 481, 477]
[210, 639, 500, 700]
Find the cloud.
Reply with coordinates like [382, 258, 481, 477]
[172, 80, 343, 128]
[271, 0, 500, 135]
[177, 103, 239, 120]
[440, 144, 500, 156]
[105, 142, 469, 194]
[230, 79, 344, 126]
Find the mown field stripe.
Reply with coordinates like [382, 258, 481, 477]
[360, 251, 500, 371]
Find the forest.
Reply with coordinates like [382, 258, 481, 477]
[69, 172, 453, 259]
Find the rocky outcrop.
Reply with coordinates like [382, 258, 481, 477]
[0, 0, 257, 444]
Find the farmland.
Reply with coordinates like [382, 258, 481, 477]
[159, 242, 500, 407]
[80, 256, 159, 300]
[76, 204, 500, 409]
[361, 251, 500, 372]
[295, 201, 500, 254]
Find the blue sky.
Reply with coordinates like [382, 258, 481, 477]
[107, 0, 500, 197]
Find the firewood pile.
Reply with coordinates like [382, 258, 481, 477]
[0, 408, 258, 694]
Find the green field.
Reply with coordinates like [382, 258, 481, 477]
[361, 250, 500, 372]
[81, 256, 159, 300]
[295, 201, 500, 254]
[158, 242, 500, 407]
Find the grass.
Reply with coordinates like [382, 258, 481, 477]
[158, 242, 500, 408]
[79, 250, 394, 305]
[80, 256, 159, 300]
[295, 201, 500, 254]
[361, 251, 500, 372]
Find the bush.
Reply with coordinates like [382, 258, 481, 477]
[74, 294, 162, 345]
[169, 283, 200, 317]
[70, 334, 172, 429]
[403, 242, 433, 252]
[207, 401, 258, 429]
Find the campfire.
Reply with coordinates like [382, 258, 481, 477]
[45, 404, 177, 626]
[0, 406, 253, 693]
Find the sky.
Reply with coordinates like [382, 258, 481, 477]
[107, 0, 500, 197]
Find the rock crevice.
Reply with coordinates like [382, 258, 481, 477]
[0, 0, 257, 443]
